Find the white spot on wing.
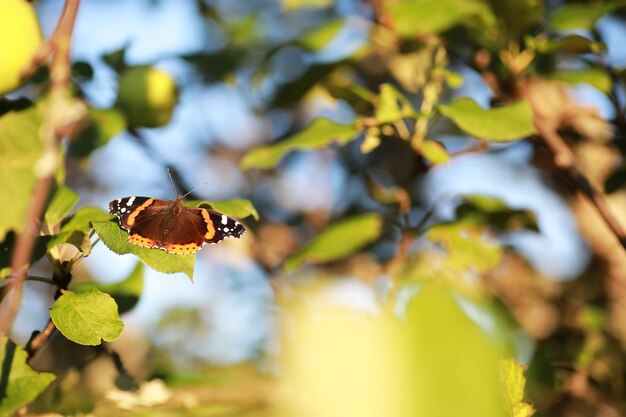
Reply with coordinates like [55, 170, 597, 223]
[224, 227, 229, 232]
[126, 196, 136, 206]
[221, 215, 228, 225]
[120, 207, 127, 213]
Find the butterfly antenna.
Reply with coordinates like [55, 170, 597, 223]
[182, 179, 211, 199]
[166, 168, 179, 195]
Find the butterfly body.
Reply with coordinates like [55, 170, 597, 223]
[108, 195, 245, 254]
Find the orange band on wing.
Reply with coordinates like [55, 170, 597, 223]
[129, 233, 158, 248]
[164, 242, 202, 254]
[126, 198, 155, 226]
[200, 209, 216, 240]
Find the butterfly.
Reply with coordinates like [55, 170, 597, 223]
[108, 195, 245, 254]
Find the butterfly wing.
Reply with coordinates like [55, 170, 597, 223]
[109, 197, 169, 231]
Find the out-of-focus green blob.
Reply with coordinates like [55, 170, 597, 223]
[406, 286, 507, 417]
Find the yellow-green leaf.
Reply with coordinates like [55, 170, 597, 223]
[549, 2, 618, 31]
[0, 337, 55, 416]
[407, 286, 505, 417]
[191, 198, 258, 221]
[422, 140, 449, 165]
[50, 289, 124, 346]
[501, 358, 535, 417]
[438, 98, 536, 142]
[92, 219, 195, 278]
[241, 118, 360, 170]
[285, 213, 383, 271]
[0, 106, 43, 242]
[44, 185, 79, 228]
[387, 0, 496, 37]
[550, 68, 612, 94]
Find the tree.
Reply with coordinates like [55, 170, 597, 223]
[1, 0, 625, 416]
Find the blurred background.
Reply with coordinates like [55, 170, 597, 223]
[7, 0, 626, 416]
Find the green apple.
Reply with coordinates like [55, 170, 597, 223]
[0, 0, 43, 95]
[116, 66, 178, 128]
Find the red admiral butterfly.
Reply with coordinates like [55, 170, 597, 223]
[109, 195, 245, 254]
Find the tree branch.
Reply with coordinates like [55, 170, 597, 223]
[0, 0, 82, 337]
[535, 128, 626, 251]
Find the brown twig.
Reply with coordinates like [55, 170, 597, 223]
[25, 320, 56, 360]
[0, 0, 82, 337]
[535, 128, 626, 251]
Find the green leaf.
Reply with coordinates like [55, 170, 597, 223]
[323, 79, 376, 114]
[427, 222, 503, 272]
[531, 34, 607, 54]
[550, 68, 612, 94]
[438, 98, 536, 142]
[360, 127, 381, 154]
[92, 219, 195, 278]
[501, 358, 535, 417]
[241, 118, 360, 170]
[47, 230, 91, 255]
[50, 289, 124, 346]
[191, 199, 259, 221]
[549, 2, 619, 31]
[61, 206, 111, 234]
[375, 84, 417, 124]
[422, 140, 449, 165]
[72, 262, 143, 315]
[44, 186, 79, 228]
[282, 0, 333, 10]
[387, 0, 496, 37]
[0, 106, 43, 242]
[455, 195, 538, 232]
[406, 286, 505, 417]
[0, 235, 51, 279]
[285, 213, 383, 271]
[0, 337, 55, 416]
[487, 0, 544, 41]
[69, 108, 126, 159]
[299, 19, 344, 51]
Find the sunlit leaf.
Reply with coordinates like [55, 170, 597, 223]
[375, 83, 417, 124]
[61, 206, 111, 234]
[92, 219, 195, 278]
[360, 126, 381, 154]
[0, 106, 43, 242]
[191, 199, 259, 221]
[285, 213, 383, 271]
[47, 229, 91, 255]
[0, 337, 55, 416]
[531, 34, 606, 54]
[50, 289, 124, 346]
[427, 222, 503, 272]
[299, 19, 344, 51]
[278, 289, 411, 417]
[422, 140, 449, 165]
[406, 286, 505, 417]
[550, 68, 612, 94]
[455, 195, 538, 232]
[387, 0, 496, 37]
[501, 358, 535, 417]
[72, 262, 143, 314]
[241, 118, 360, 170]
[282, 0, 332, 10]
[44, 185, 79, 228]
[438, 98, 536, 142]
[549, 2, 618, 31]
